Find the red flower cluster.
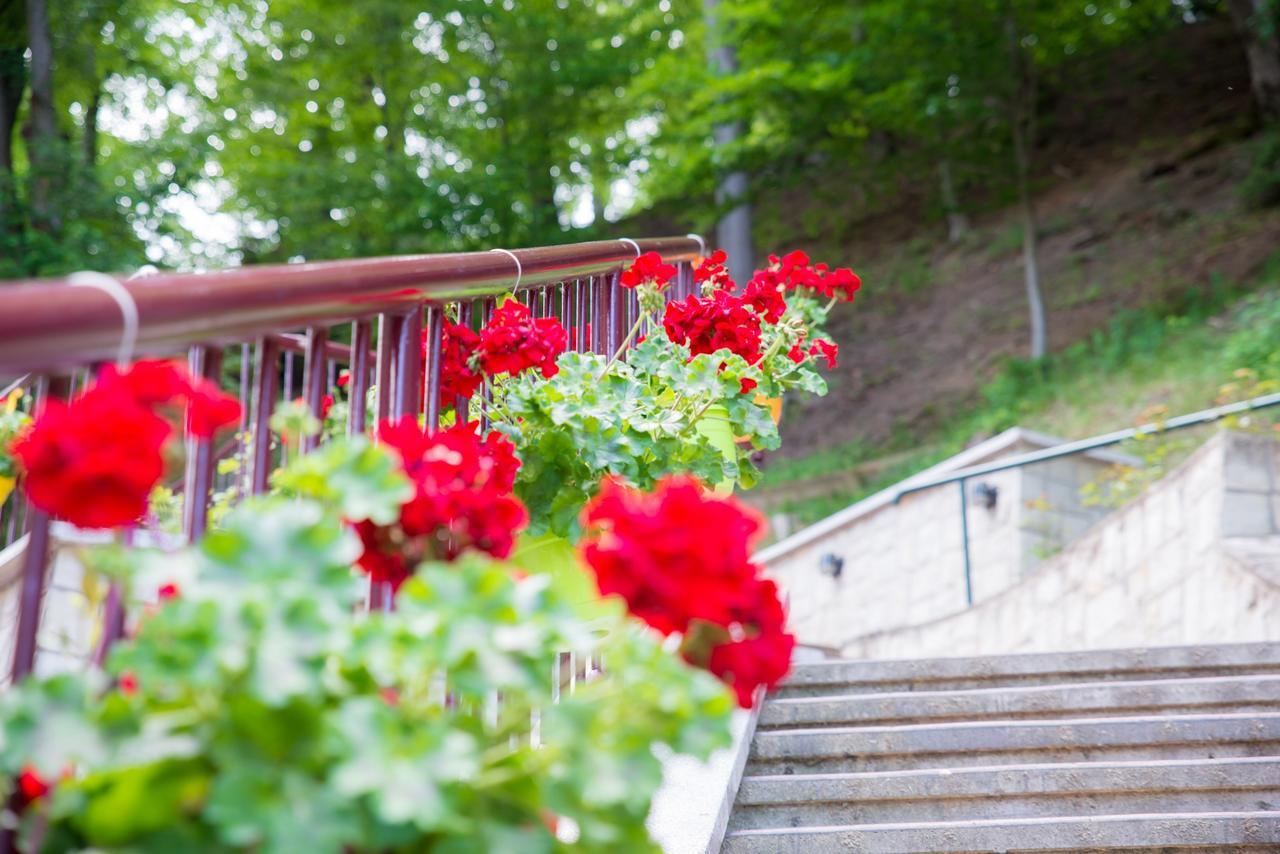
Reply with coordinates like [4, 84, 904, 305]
[429, 320, 483, 409]
[354, 418, 528, 591]
[478, 301, 567, 380]
[809, 338, 839, 369]
[11, 360, 240, 529]
[693, 249, 734, 291]
[579, 476, 795, 707]
[742, 277, 788, 323]
[753, 251, 861, 303]
[620, 251, 677, 290]
[663, 290, 763, 365]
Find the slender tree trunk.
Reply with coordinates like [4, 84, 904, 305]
[24, 0, 60, 233]
[1005, 2, 1046, 360]
[703, 0, 753, 282]
[1226, 0, 1280, 122]
[83, 82, 101, 168]
[938, 158, 969, 243]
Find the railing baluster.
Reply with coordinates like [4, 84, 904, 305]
[374, 313, 396, 431]
[183, 347, 222, 542]
[348, 320, 372, 436]
[453, 302, 472, 416]
[565, 280, 578, 351]
[9, 374, 62, 687]
[300, 326, 329, 454]
[423, 306, 443, 430]
[250, 337, 280, 495]
[393, 308, 423, 422]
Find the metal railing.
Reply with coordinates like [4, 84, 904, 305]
[893, 391, 1280, 606]
[0, 235, 705, 689]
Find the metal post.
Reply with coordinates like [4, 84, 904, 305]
[958, 478, 973, 607]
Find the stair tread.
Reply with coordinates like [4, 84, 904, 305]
[780, 642, 1280, 694]
[721, 810, 1280, 852]
[737, 755, 1280, 804]
[725, 809, 1280, 835]
[762, 673, 1280, 726]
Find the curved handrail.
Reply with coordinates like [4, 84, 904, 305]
[0, 236, 701, 374]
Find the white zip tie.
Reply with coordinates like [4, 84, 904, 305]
[686, 233, 707, 257]
[489, 248, 522, 291]
[618, 237, 641, 258]
[68, 272, 139, 367]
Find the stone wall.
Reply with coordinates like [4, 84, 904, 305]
[840, 432, 1280, 659]
[758, 429, 1129, 651]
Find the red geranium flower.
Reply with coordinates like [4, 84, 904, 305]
[479, 301, 567, 379]
[16, 765, 49, 803]
[354, 418, 528, 592]
[580, 476, 794, 707]
[662, 290, 763, 365]
[759, 252, 861, 303]
[580, 476, 765, 635]
[100, 359, 240, 439]
[12, 387, 170, 529]
[118, 670, 139, 696]
[742, 277, 787, 323]
[693, 249, 734, 291]
[620, 251, 677, 290]
[701, 579, 795, 707]
[787, 343, 806, 364]
[337, 370, 351, 389]
[158, 582, 181, 600]
[809, 338, 838, 369]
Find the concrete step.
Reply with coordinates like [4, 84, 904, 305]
[775, 642, 1280, 698]
[746, 712, 1280, 775]
[759, 674, 1280, 729]
[721, 810, 1280, 853]
[729, 756, 1280, 830]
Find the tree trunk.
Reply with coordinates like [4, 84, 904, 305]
[1006, 2, 1047, 360]
[938, 158, 969, 243]
[83, 82, 101, 168]
[703, 0, 753, 283]
[0, 47, 23, 177]
[24, 0, 60, 233]
[1226, 0, 1280, 122]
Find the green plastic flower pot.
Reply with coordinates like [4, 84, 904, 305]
[510, 532, 618, 619]
[695, 404, 737, 495]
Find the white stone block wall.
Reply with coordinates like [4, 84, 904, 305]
[839, 432, 1280, 659]
[761, 433, 1124, 651]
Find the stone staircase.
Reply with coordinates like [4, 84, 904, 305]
[721, 643, 1280, 852]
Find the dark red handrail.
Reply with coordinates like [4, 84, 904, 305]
[0, 237, 701, 374]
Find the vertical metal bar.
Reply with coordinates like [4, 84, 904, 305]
[959, 479, 974, 607]
[250, 337, 280, 495]
[604, 273, 619, 356]
[393, 308, 423, 421]
[9, 374, 61, 686]
[183, 347, 223, 542]
[300, 326, 329, 453]
[283, 350, 295, 402]
[564, 280, 578, 351]
[453, 302, 473, 416]
[423, 306, 443, 429]
[374, 313, 396, 431]
[592, 276, 606, 355]
[348, 320, 372, 436]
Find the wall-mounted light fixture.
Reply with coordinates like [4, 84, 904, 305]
[819, 553, 844, 579]
[973, 482, 999, 510]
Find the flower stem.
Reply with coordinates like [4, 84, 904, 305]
[601, 310, 649, 376]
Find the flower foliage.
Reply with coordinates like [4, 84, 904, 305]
[0, 448, 732, 852]
[352, 418, 527, 590]
[10, 360, 240, 529]
[580, 476, 795, 707]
